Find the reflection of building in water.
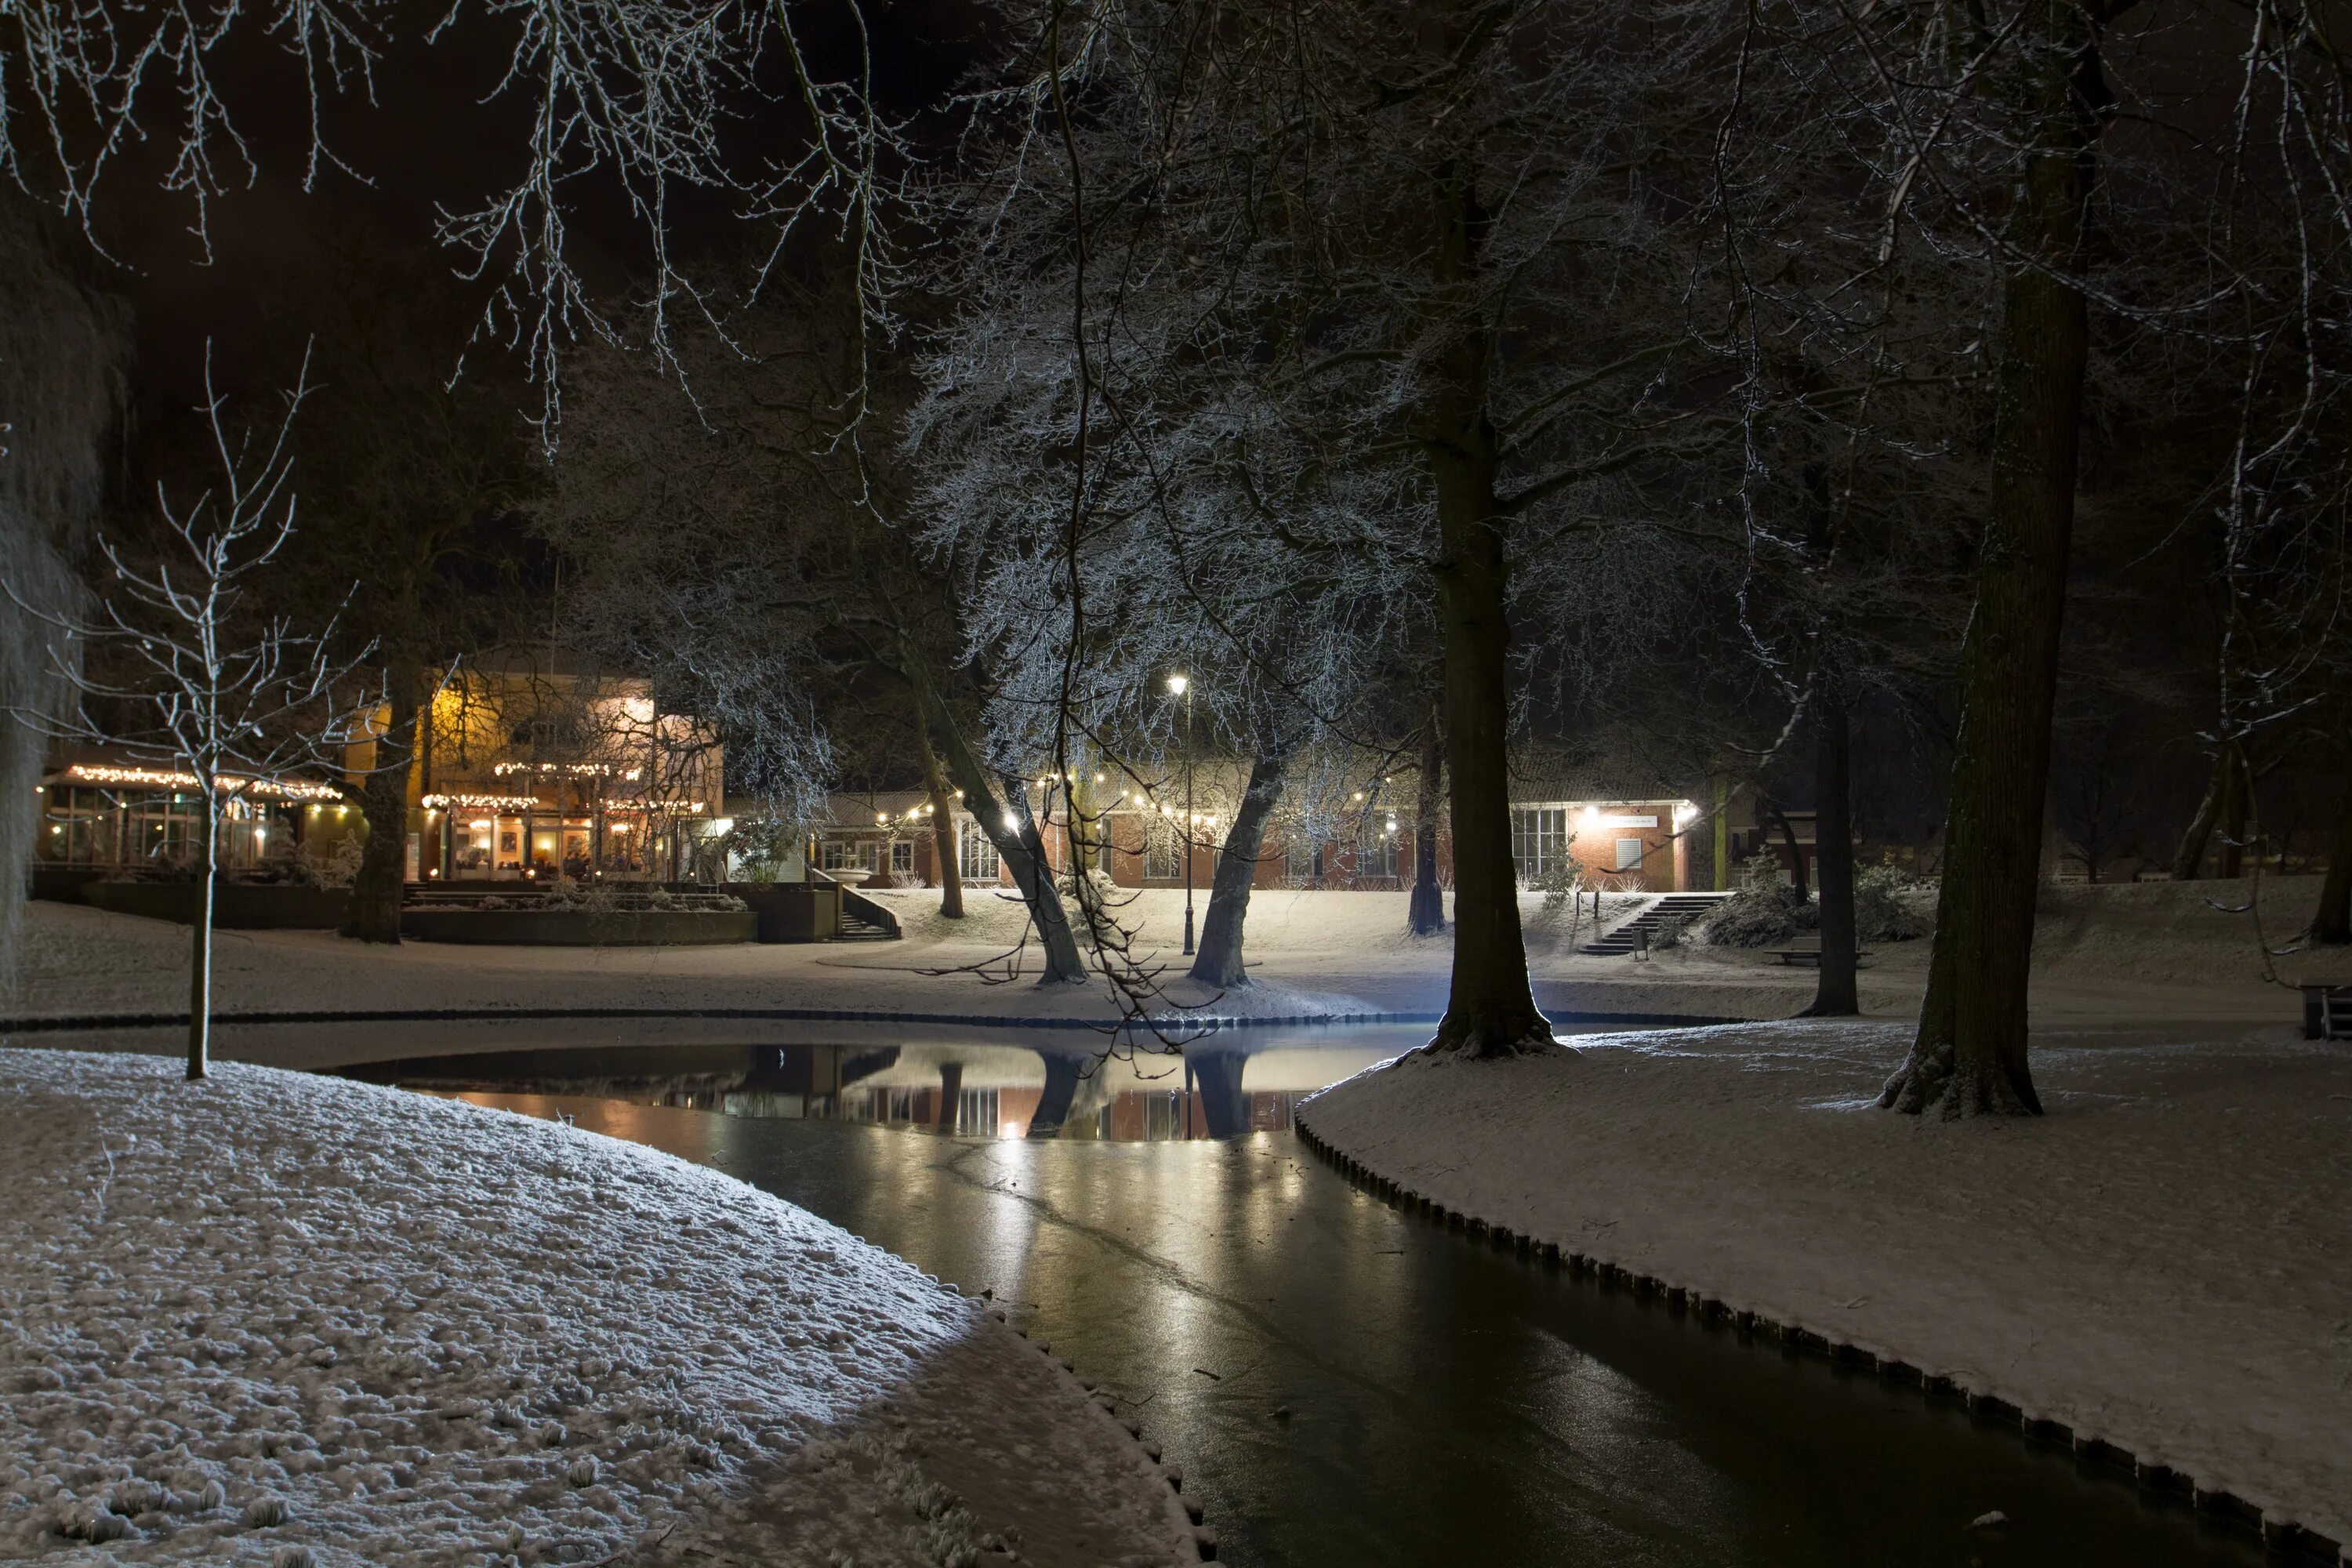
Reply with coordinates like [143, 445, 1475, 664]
[369, 1036, 1408, 1143]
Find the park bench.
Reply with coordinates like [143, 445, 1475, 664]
[2303, 984, 2350, 1041]
[1768, 948, 1873, 968]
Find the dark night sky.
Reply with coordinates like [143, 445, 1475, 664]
[85, 0, 988, 402]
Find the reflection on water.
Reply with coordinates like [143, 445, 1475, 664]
[343, 1033, 1409, 1141]
[372, 1073, 2267, 1568]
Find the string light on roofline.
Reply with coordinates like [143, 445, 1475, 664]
[62, 763, 342, 801]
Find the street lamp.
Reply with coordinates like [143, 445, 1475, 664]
[1169, 673, 1194, 955]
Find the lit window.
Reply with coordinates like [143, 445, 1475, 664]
[1511, 808, 1568, 880]
[959, 822, 1001, 882]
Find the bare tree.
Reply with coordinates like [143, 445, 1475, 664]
[4, 347, 376, 1076]
[914, 0, 1720, 1055]
[2, 0, 912, 428]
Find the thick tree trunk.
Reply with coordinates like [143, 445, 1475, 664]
[2314, 766, 2352, 944]
[917, 727, 964, 919]
[1190, 749, 1287, 989]
[1885, 3, 2107, 1119]
[1407, 709, 1446, 935]
[187, 789, 217, 1080]
[1811, 699, 1859, 1017]
[1425, 429, 1548, 1053]
[906, 655, 1087, 984]
[1417, 158, 1551, 1057]
[343, 665, 421, 943]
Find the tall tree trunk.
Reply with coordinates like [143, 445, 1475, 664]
[1191, 749, 1288, 989]
[1885, 2, 2109, 1119]
[917, 725, 964, 919]
[1811, 699, 1859, 1017]
[1418, 160, 1550, 1058]
[343, 663, 421, 944]
[2218, 745, 2249, 878]
[906, 654, 1087, 984]
[2314, 764, 2352, 944]
[187, 787, 217, 1080]
[1407, 707, 1446, 935]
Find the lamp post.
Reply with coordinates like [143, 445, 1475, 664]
[1170, 672, 1194, 956]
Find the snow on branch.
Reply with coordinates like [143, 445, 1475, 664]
[0, 0, 913, 431]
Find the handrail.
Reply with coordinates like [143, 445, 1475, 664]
[838, 886, 901, 937]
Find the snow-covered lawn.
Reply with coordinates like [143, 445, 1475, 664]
[8, 876, 2323, 1040]
[1297, 1021, 2352, 1556]
[0, 1049, 1197, 1566]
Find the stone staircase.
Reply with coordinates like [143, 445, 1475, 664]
[837, 907, 898, 941]
[836, 885, 902, 942]
[1578, 891, 1736, 956]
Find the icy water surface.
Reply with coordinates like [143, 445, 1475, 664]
[361, 1031, 2266, 1568]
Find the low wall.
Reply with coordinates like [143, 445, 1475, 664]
[735, 884, 841, 943]
[80, 880, 352, 930]
[400, 908, 757, 946]
[31, 868, 100, 906]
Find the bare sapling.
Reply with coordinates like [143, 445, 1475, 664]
[3, 344, 379, 1079]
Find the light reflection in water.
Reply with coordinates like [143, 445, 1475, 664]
[368, 1032, 2263, 1568]
[357, 1031, 1414, 1142]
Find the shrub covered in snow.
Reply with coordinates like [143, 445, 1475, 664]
[1053, 866, 1120, 902]
[1853, 865, 1933, 942]
[1701, 856, 1817, 947]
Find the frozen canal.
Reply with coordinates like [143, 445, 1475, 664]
[351, 1031, 2266, 1568]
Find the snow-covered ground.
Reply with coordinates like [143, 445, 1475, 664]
[5, 875, 2325, 1037]
[1296, 1021, 2352, 1557]
[0, 1049, 1200, 1566]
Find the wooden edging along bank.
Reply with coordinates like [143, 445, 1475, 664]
[1289, 1112, 2347, 1566]
[984, 1310, 1218, 1562]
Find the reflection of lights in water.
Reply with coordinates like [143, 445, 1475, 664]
[392, 1036, 1432, 1144]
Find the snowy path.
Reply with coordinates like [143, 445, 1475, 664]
[0, 1050, 1199, 1566]
[1295, 1022, 2352, 1561]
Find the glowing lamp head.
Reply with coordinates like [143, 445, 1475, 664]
[1167, 673, 1189, 696]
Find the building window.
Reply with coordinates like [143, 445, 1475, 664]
[1357, 831, 1399, 880]
[1616, 837, 1642, 871]
[821, 838, 880, 873]
[1511, 808, 1568, 880]
[891, 839, 913, 874]
[1289, 832, 1327, 884]
[1145, 817, 1182, 880]
[960, 822, 1001, 882]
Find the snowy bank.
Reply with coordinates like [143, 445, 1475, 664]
[1295, 1022, 2352, 1559]
[0, 1049, 1198, 1566]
